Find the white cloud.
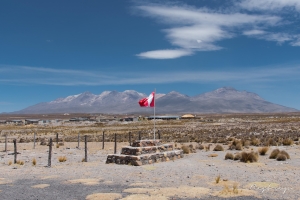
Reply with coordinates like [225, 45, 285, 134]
[1, 65, 300, 86]
[238, 0, 300, 12]
[136, 49, 193, 59]
[134, 1, 300, 59]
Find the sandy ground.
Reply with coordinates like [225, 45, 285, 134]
[0, 142, 300, 200]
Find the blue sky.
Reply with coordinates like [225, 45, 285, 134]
[1, 0, 300, 112]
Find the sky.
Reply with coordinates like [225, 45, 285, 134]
[1, 0, 300, 112]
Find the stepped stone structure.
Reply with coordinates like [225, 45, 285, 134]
[106, 140, 184, 166]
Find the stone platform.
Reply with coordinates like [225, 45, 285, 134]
[106, 140, 184, 166]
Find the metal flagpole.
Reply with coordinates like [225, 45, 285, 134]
[154, 88, 156, 140]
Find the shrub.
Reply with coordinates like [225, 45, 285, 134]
[32, 158, 36, 166]
[269, 149, 280, 159]
[213, 144, 224, 151]
[258, 147, 269, 155]
[181, 145, 190, 154]
[58, 156, 67, 162]
[282, 138, 293, 146]
[240, 151, 258, 163]
[276, 154, 287, 161]
[279, 150, 290, 159]
[225, 153, 234, 160]
[251, 138, 260, 146]
[8, 161, 12, 165]
[234, 153, 241, 161]
[198, 144, 204, 150]
[235, 143, 243, 151]
[56, 144, 60, 148]
[215, 175, 221, 184]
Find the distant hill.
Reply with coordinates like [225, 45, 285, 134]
[15, 87, 298, 114]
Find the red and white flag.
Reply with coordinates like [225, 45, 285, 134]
[139, 92, 155, 107]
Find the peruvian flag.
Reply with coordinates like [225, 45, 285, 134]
[139, 92, 155, 107]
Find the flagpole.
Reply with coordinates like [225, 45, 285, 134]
[154, 88, 156, 140]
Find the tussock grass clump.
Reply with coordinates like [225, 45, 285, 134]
[213, 144, 224, 151]
[198, 144, 204, 150]
[208, 154, 218, 157]
[8, 161, 12, 166]
[282, 138, 293, 146]
[56, 144, 60, 148]
[32, 158, 36, 166]
[16, 160, 24, 165]
[215, 175, 221, 184]
[234, 153, 241, 161]
[58, 156, 67, 162]
[258, 147, 269, 155]
[269, 149, 280, 159]
[81, 158, 86, 162]
[276, 153, 287, 161]
[240, 151, 259, 163]
[251, 138, 260, 146]
[225, 153, 234, 160]
[181, 145, 190, 154]
[235, 143, 243, 151]
[279, 150, 290, 159]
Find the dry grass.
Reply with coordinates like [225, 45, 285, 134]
[276, 153, 287, 161]
[233, 153, 241, 161]
[269, 149, 280, 159]
[225, 153, 234, 160]
[258, 147, 269, 155]
[215, 175, 221, 184]
[8, 161, 12, 165]
[282, 138, 293, 146]
[56, 143, 60, 148]
[82, 158, 86, 162]
[233, 183, 239, 194]
[213, 144, 224, 151]
[235, 143, 243, 150]
[16, 160, 24, 165]
[208, 154, 218, 157]
[198, 144, 204, 150]
[32, 158, 36, 166]
[279, 150, 290, 159]
[240, 151, 259, 163]
[58, 156, 67, 162]
[181, 145, 190, 154]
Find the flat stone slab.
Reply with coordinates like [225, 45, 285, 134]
[121, 144, 173, 155]
[132, 140, 162, 147]
[106, 150, 184, 166]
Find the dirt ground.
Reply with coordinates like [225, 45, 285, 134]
[0, 141, 299, 200]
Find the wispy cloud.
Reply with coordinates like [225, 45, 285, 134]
[0, 65, 300, 86]
[237, 0, 300, 12]
[134, 1, 300, 59]
[136, 49, 193, 59]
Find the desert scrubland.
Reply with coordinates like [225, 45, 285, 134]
[0, 113, 300, 200]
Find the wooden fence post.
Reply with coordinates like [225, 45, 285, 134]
[5, 134, 7, 152]
[114, 133, 117, 154]
[129, 132, 131, 146]
[84, 135, 87, 162]
[56, 132, 59, 144]
[158, 130, 161, 140]
[33, 132, 36, 149]
[13, 139, 17, 164]
[102, 131, 104, 149]
[48, 138, 52, 167]
[77, 132, 80, 148]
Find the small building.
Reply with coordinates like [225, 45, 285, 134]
[11, 120, 24, 125]
[147, 116, 180, 120]
[181, 114, 195, 119]
[0, 120, 7, 124]
[25, 119, 40, 125]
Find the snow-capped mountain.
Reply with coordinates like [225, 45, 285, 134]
[15, 87, 297, 114]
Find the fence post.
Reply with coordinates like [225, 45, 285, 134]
[158, 130, 161, 140]
[129, 132, 131, 146]
[56, 132, 59, 144]
[84, 135, 87, 162]
[102, 131, 104, 149]
[33, 132, 36, 149]
[13, 139, 17, 164]
[48, 138, 52, 167]
[114, 133, 117, 154]
[5, 134, 7, 152]
[77, 132, 80, 148]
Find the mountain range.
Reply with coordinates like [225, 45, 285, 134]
[15, 87, 298, 114]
